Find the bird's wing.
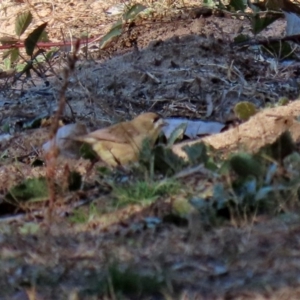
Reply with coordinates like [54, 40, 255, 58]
[86, 122, 140, 144]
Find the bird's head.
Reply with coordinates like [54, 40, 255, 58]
[132, 112, 166, 135]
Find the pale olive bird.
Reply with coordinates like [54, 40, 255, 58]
[76, 112, 165, 167]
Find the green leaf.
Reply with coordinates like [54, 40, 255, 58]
[234, 101, 257, 121]
[203, 0, 215, 8]
[259, 131, 295, 162]
[9, 47, 19, 63]
[16, 63, 26, 72]
[230, 153, 263, 178]
[15, 11, 33, 37]
[108, 264, 164, 295]
[218, 159, 231, 175]
[251, 13, 281, 35]
[2, 48, 19, 65]
[3, 58, 11, 70]
[19, 222, 40, 235]
[234, 34, 250, 44]
[6, 177, 48, 203]
[45, 47, 59, 60]
[0, 36, 18, 45]
[123, 3, 147, 21]
[24, 22, 48, 56]
[248, 1, 265, 12]
[183, 142, 209, 165]
[284, 152, 300, 170]
[22, 114, 45, 129]
[152, 144, 186, 175]
[172, 197, 195, 217]
[1, 124, 10, 134]
[262, 41, 294, 59]
[38, 30, 50, 42]
[227, 0, 246, 12]
[80, 143, 98, 161]
[213, 183, 232, 209]
[99, 20, 122, 49]
[255, 186, 276, 201]
[264, 163, 277, 184]
[167, 123, 187, 147]
[277, 97, 289, 106]
[189, 196, 222, 226]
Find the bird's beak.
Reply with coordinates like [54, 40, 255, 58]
[155, 118, 168, 128]
[160, 119, 168, 126]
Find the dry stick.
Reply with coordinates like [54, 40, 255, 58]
[45, 39, 80, 224]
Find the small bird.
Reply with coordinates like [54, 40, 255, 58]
[75, 112, 165, 166]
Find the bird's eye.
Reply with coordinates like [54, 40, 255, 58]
[153, 115, 161, 123]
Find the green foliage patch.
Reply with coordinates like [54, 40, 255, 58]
[113, 179, 179, 206]
[81, 262, 165, 298]
[188, 131, 300, 225]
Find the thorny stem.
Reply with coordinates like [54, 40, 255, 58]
[45, 39, 80, 224]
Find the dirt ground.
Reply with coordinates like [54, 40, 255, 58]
[1, 0, 300, 299]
